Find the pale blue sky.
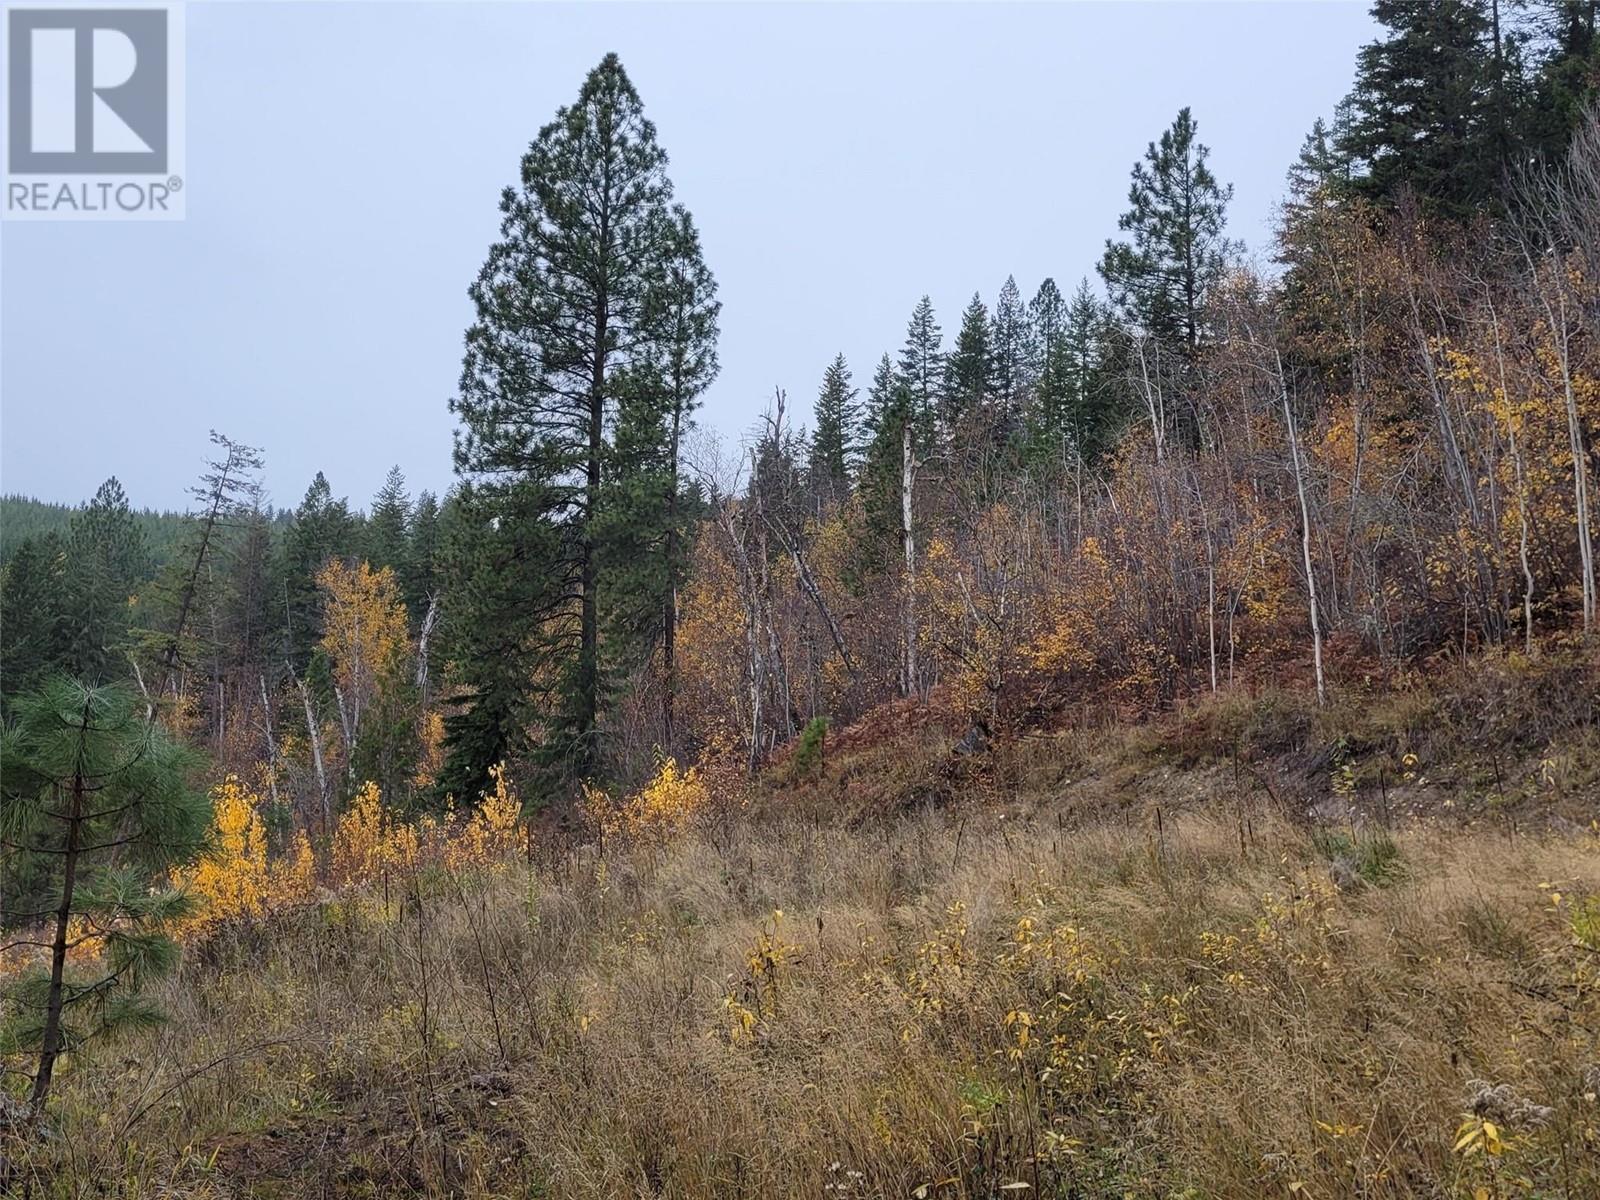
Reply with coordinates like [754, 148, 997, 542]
[0, 1, 1377, 511]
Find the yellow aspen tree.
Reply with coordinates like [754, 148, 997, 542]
[316, 559, 410, 774]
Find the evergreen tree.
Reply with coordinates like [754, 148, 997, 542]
[404, 490, 441, 617]
[896, 296, 943, 438]
[1279, 113, 1363, 373]
[854, 354, 912, 574]
[991, 275, 1028, 409]
[450, 54, 703, 788]
[433, 483, 559, 803]
[222, 504, 275, 685]
[1338, 0, 1504, 214]
[140, 433, 264, 704]
[943, 292, 994, 431]
[751, 412, 809, 550]
[61, 479, 149, 683]
[1026, 277, 1067, 384]
[1524, 0, 1600, 162]
[1027, 280, 1115, 468]
[278, 472, 356, 671]
[0, 678, 209, 1113]
[809, 353, 859, 510]
[365, 466, 411, 577]
[1098, 106, 1235, 357]
[1284, 114, 1356, 221]
[610, 205, 719, 750]
[1062, 280, 1118, 458]
[0, 535, 67, 706]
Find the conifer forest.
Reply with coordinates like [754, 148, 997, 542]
[5, 4, 1600, 1196]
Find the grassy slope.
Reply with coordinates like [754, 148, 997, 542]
[8, 651, 1600, 1198]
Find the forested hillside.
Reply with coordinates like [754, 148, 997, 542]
[0, 493, 193, 568]
[4, 3, 1600, 1196]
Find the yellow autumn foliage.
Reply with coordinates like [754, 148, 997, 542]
[316, 558, 409, 710]
[444, 762, 524, 871]
[331, 780, 417, 886]
[172, 774, 315, 935]
[583, 756, 709, 843]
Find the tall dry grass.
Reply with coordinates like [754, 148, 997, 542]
[7, 781, 1599, 1198]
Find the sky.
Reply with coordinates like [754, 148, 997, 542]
[0, 1, 1379, 513]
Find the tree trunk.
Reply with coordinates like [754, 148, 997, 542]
[579, 278, 608, 777]
[415, 593, 441, 707]
[259, 674, 281, 810]
[296, 671, 330, 833]
[1278, 351, 1327, 707]
[1524, 246, 1597, 631]
[29, 762, 85, 1114]
[334, 685, 355, 780]
[1488, 304, 1537, 653]
[901, 419, 919, 699]
[663, 391, 683, 750]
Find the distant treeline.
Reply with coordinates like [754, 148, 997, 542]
[1, 493, 210, 568]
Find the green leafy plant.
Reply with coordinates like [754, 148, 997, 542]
[792, 716, 827, 780]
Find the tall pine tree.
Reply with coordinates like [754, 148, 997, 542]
[1098, 107, 1235, 358]
[450, 54, 710, 790]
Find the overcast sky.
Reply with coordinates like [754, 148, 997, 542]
[0, 1, 1378, 512]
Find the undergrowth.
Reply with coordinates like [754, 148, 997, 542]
[5, 655, 1600, 1198]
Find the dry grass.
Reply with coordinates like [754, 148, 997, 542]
[7, 773, 1600, 1198]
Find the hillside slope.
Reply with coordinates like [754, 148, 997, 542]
[5, 652, 1600, 1198]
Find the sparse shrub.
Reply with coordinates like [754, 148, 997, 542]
[444, 761, 524, 871]
[1571, 895, 1600, 951]
[583, 756, 709, 843]
[1457, 897, 1531, 961]
[1312, 827, 1405, 887]
[793, 716, 827, 779]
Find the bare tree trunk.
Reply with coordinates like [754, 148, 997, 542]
[1487, 304, 1536, 653]
[415, 593, 441, 707]
[259, 674, 281, 811]
[755, 519, 793, 743]
[295, 670, 330, 832]
[1134, 335, 1167, 465]
[334, 685, 355, 780]
[1206, 533, 1218, 695]
[786, 538, 857, 680]
[717, 497, 767, 772]
[1524, 247, 1597, 631]
[1278, 351, 1327, 706]
[901, 419, 919, 699]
